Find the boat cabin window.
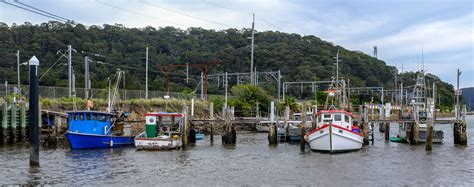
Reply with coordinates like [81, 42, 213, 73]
[344, 115, 350, 123]
[79, 113, 84, 120]
[92, 113, 97, 120]
[74, 114, 79, 121]
[334, 114, 342, 122]
[318, 116, 322, 123]
[99, 114, 107, 122]
[322, 114, 332, 123]
[86, 113, 91, 120]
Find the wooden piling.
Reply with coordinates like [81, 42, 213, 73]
[425, 123, 433, 151]
[300, 108, 306, 152]
[209, 102, 214, 144]
[222, 109, 236, 145]
[1, 102, 7, 144]
[379, 122, 386, 132]
[384, 123, 389, 141]
[11, 103, 17, 143]
[268, 101, 277, 145]
[454, 121, 467, 146]
[268, 123, 277, 145]
[453, 122, 460, 144]
[362, 122, 369, 145]
[460, 121, 467, 145]
[182, 105, 188, 149]
[20, 103, 26, 142]
[410, 122, 420, 145]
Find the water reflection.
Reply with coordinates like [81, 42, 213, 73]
[0, 116, 472, 185]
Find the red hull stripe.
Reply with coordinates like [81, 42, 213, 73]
[307, 124, 363, 137]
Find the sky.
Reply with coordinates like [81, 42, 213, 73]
[1, 0, 473, 88]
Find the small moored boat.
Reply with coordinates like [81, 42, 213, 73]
[134, 112, 184, 150]
[65, 111, 135, 149]
[306, 110, 363, 152]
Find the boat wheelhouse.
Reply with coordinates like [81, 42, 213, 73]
[65, 111, 135, 149]
[134, 112, 184, 150]
[306, 110, 363, 152]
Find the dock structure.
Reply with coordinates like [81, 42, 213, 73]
[0, 101, 68, 146]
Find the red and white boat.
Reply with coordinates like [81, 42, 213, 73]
[306, 110, 363, 152]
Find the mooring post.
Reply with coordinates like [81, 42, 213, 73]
[28, 56, 40, 166]
[311, 105, 317, 130]
[2, 101, 7, 144]
[384, 123, 390, 141]
[222, 108, 236, 145]
[426, 98, 435, 151]
[362, 105, 370, 145]
[20, 103, 26, 142]
[300, 107, 306, 152]
[268, 101, 277, 145]
[182, 105, 188, 149]
[284, 106, 289, 137]
[379, 106, 385, 133]
[411, 122, 420, 145]
[209, 102, 214, 144]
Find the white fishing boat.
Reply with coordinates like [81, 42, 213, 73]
[306, 110, 363, 152]
[305, 50, 363, 152]
[134, 112, 184, 150]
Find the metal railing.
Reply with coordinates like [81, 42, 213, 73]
[0, 84, 223, 100]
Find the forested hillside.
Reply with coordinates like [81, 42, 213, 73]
[0, 21, 455, 107]
[461, 87, 474, 110]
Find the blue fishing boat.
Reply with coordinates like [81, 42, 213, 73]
[195, 133, 205, 140]
[65, 111, 135, 149]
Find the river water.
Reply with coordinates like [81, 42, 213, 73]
[1, 116, 473, 186]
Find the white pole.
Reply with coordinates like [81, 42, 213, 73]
[270, 101, 275, 123]
[84, 56, 89, 99]
[68, 45, 72, 98]
[250, 13, 255, 85]
[16, 50, 20, 90]
[200, 72, 204, 100]
[145, 46, 149, 100]
[191, 98, 194, 116]
[225, 72, 228, 109]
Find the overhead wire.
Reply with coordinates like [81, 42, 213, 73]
[96, 0, 188, 28]
[202, 0, 284, 31]
[1, 0, 66, 22]
[139, 0, 239, 29]
[14, 0, 70, 22]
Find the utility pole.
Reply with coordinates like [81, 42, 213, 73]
[278, 70, 281, 101]
[225, 72, 228, 110]
[16, 50, 20, 90]
[84, 56, 89, 99]
[336, 50, 339, 83]
[68, 45, 72, 98]
[200, 72, 204, 100]
[456, 69, 461, 120]
[145, 47, 149, 100]
[250, 13, 255, 85]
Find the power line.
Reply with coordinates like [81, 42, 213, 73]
[202, 0, 284, 31]
[96, 1, 188, 28]
[1, 0, 66, 22]
[14, 0, 70, 22]
[139, 0, 239, 29]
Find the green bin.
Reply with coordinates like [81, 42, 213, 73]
[146, 124, 156, 138]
